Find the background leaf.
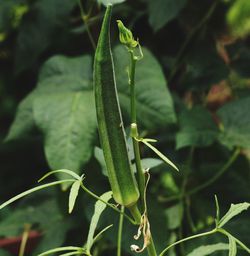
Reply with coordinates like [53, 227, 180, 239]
[187, 243, 228, 256]
[176, 106, 219, 149]
[147, 0, 187, 32]
[217, 97, 250, 149]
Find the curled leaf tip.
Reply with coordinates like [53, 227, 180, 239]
[117, 20, 138, 48]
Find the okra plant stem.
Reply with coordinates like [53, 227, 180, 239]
[129, 51, 145, 206]
[128, 50, 157, 256]
[117, 206, 124, 256]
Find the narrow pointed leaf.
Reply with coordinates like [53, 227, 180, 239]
[0, 180, 74, 210]
[187, 243, 228, 256]
[68, 180, 81, 214]
[38, 169, 81, 183]
[218, 202, 250, 228]
[38, 246, 83, 256]
[141, 140, 179, 171]
[86, 191, 112, 252]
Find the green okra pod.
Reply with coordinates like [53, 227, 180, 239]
[93, 5, 139, 207]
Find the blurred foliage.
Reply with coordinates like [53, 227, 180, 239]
[0, 0, 250, 255]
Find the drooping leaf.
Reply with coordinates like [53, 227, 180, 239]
[68, 180, 81, 214]
[187, 243, 228, 256]
[141, 139, 179, 171]
[86, 191, 113, 253]
[217, 96, 250, 149]
[176, 106, 219, 149]
[147, 0, 187, 32]
[228, 235, 237, 256]
[114, 45, 176, 129]
[218, 202, 250, 228]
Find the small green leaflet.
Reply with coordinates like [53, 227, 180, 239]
[218, 202, 250, 228]
[187, 243, 228, 256]
[68, 180, 81, 214]
[141, 139, 179, 171]
[86, 191, 113, 253]
[38, 246, 84, 256]
[228, 235, 237, 256]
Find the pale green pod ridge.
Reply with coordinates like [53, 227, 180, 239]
[93, 5, 139, 207]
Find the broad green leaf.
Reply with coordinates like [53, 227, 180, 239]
[176, 106, 219, 149]
[187, 243, 228, 256]
[227, 0, 250, 37]
[86, 191, 112, 253]
[38, 246, 83, 256]
[114, 45, 176, 129]
[98, 0, 126, 6]
[5, 93, 36, 141]
[141, 140, 179, 171]
[228, 235, 237, 256]
[217, 96, 250, 149]
[15, 0, 76, 74]
[147, 0, 187, 32]
[68, 180, 81, 214]
[32, 55, 96, 181]
[218, 202, 250, 228]
[0, 180, 74, 210]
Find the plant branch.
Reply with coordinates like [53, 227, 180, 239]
[188, 148, 240, 196]
[117, 206, 124, 256]
[80, 183, 136, 225]
[78, 0, 96, 50]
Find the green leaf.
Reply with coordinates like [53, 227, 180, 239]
[114, 45, 176, 129]
[228, 235, 237, 256]
[38, 169, 81, 183]
[33, 55, 96, 181]
[38, 246, 83, 256]
[165, 203, 183, 230]
[0, 180, 74, 210]
[147, 0, 187, 31]
[176, 106, 219, 149]
[86, 191, 112, 253]
[187, 243, 229, 256]
[217, 96, 250, 149]
[227, 0, 250, 37]
[68, 180, 81, 214]
[218, 202, 250, 228]
[5, 93, 36, 141]
[141, 139, 179, 171]
[15, 0, 76, 74]
[0, 249, 11, 256]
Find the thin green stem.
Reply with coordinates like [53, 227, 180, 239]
[129, 51, 137, 123]
[159, 229, 217, 256]
[117, 206, 124, 256]
[18, 224, 31, 256]
[80, 183, 136, 225]
[128, 203, 141, 224]
[188, 148, 240, 196]
[78, 0, 96, 50]
[129, 50, 145, 207]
